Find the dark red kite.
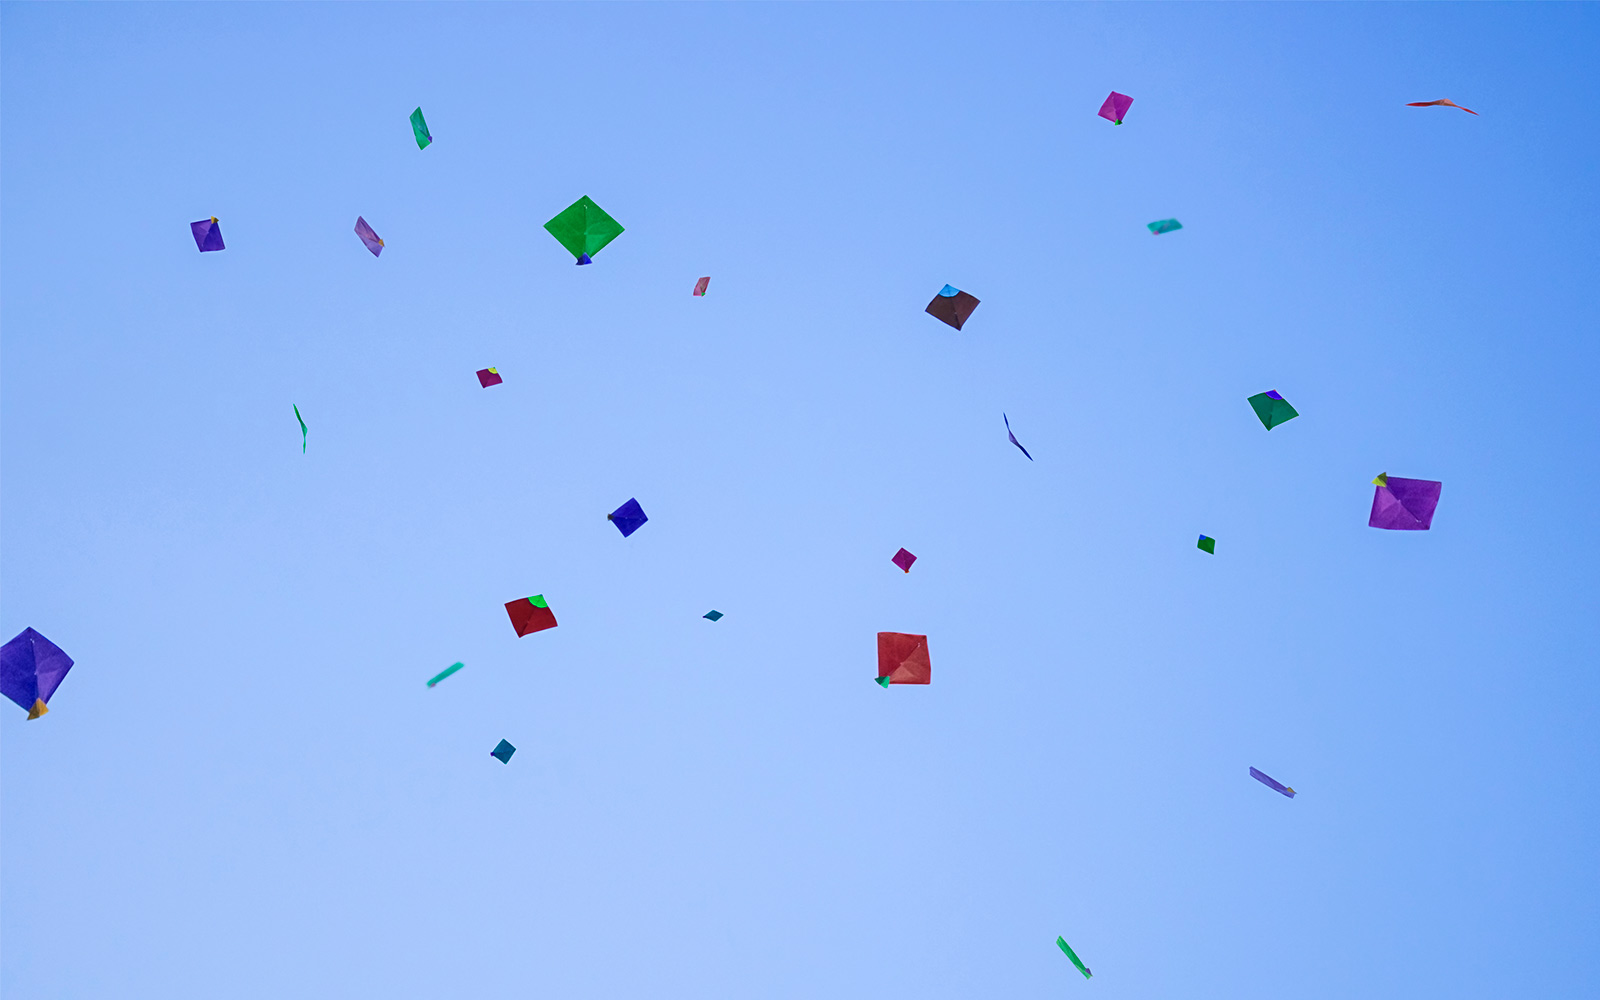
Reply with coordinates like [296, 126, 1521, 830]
[505, 595, 558, 637]
[877, 632, 931, 685]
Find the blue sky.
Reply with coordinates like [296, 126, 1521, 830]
[3, 3, 1598, 998]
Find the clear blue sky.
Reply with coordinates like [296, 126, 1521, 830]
[4, 3, 1598, 998]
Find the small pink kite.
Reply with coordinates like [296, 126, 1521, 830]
[891, 548, 916, 573]
[693, 276, 710, 296]
[1098, 91, 1133, 125]
[1407, 99, 1477, 116]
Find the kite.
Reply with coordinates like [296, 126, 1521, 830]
[1247, 390, 1299, 430]
[1003, 413, 1033, 460]
[1369, 473, 1442, 530]
[608, 498, 648, 537]
[877, 632, 931, 685]
[1249, 766, 1296, 798]
[476, 367, 503, 388]
[874, 676, 891, 688]
[293, 404, 307, 453]
[190, 217, 225, 252]
[354, 216, 384, 257]
[1148, 219, 1183, 235]
[704, 610, 724, 621]
[1056, 937, 1092, 980]
[544, 195, 624, 265]
[505, 595, 558, 637]
[926, 285, 980, 330]
[410, 107, 433, 148]
[1098, 90, 1133, 125]
[892, 548, 917, 573]
[1, 627, 74, 720]
[490, 739, 516, 764]
[1407, 99, 1477, 115]
[693, 276, 710, 296]
[1197, 534, 1215, 554]
[426, 662, 465, 688]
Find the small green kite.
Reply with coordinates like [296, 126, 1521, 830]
[543, 195, 624, 265]
[1056, 936, 1092, 980]
[1247, 390, 1299, 430]
[293, 404, 307, 453]
[426, 662, 464, 688]
[1198, 534, 1216, 554]
[410, 107, 432, 149]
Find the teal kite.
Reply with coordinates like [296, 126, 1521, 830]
[426, 662, 464, 688]
[1247, 390, 1298, 430]
[544, 196, 624, 265]
[293, 404, 307, 453]
[410, 107, 432, 149]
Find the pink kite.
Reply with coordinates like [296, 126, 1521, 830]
[1098, 91, 1133, 125]
[1406, 99, 1477, 116]
[693, 276, 710, 296]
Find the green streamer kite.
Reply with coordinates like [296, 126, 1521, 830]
[410, 107, 432, 149]
[293, 405, 307, 453]
[426, 662, 464, 688]
[1057, 937, 1092, 980]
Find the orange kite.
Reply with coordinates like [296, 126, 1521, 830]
[1407, 99, 1477, 115]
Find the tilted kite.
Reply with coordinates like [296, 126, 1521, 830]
[1, 627, 74, 719]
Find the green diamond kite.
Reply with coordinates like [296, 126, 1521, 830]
[1197, 534, 1216, 554]
[1247, 390, 1298, 430]
[543, 195, 624, 265]
[409, 107, 432, 150]
[1056, 936, 1092, 979]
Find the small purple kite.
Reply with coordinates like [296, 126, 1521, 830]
[354, 216, 384, 257]
[608, 497, 648, 537]
[1098, 91, 1133, 125]
[1003, 413, 1033, 461]
[1249, 766, 1295, 798]
[1369, 473, 1442, 531]
[892, 548, 917, 573]
[190, 217, 225, 252]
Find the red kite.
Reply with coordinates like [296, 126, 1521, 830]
[1406, 99, 1477, 115]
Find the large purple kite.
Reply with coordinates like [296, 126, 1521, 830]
[1369, 473, 1442, 530]
[1, 627, 74, 719]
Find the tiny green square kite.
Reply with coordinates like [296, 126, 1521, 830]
[544, 195, 624, 265]
[410, 107, 432, 149]
[1056, 936, 1092, 979]
[1247, 390, 1299, 430]
[1198, 534, 1216, 554]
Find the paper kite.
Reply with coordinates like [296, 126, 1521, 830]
[1056, 937, 1092, 980]
[1, 627, 74, 720]
[1148, 219, 1183, 235]
[877, 632, 930, 685]
[426, 662, 464, 688]
[608, 498, 648, 537]
[190, 217, 225, 252]
[926, 285, 980, 330]
[892, 548, 917, 573]
[476, 367, 503, 388]
[490, 739, 516, 763]
[1407, 99, 1477, 115]
[1369, 473, 1442, 530]
[1249, 766, 1296, 798]
[544, 195, 624, 265]
[1197, 534, 1215, 554]
[693, 276, 710, 296]
[505, 595, 558, 637]
[293, 404, 307, 453]
[1003, 413, 1033, 460]
[353, 216, 384, 257]
[704, 610, 724, 621]
[410, 107, 433, 148]
[1098, 91, 1133, 125]
[1247, 390, 1299, 430]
